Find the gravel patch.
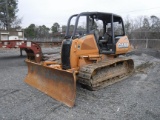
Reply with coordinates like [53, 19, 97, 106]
[0, 48, 160, 120]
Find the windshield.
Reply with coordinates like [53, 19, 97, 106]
[66, 13, 125, 38]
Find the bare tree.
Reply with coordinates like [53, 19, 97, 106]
[10, 17, 22, 29]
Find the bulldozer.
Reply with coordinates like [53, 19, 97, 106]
[24, 12, 134, 107]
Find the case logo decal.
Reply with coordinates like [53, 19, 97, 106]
[118, 43, 129, 48]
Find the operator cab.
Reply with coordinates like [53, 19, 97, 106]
[65, 12, 125, 54]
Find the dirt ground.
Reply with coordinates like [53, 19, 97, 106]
[0, 48, 160, 120]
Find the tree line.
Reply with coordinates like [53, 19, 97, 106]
[124, 15, 160, 39]
[24, 23, 86, 40]
[24, 15, 160, 40]
[24, 22, 62, 39]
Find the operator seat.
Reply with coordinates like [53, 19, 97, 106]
[98, 28, 112, 50]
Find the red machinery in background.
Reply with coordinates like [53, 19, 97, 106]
[0, 40, 42, 62]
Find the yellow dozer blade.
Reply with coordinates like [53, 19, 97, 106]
[24, 59, 76, 107]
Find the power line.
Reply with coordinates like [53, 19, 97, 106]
[117, 6, 160, 14]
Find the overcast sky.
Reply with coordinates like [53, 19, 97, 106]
[18, 0, 160, 28]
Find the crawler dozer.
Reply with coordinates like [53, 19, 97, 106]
[24, 12, 134, 107]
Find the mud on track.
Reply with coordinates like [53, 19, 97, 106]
[0, 48, 160, 120]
